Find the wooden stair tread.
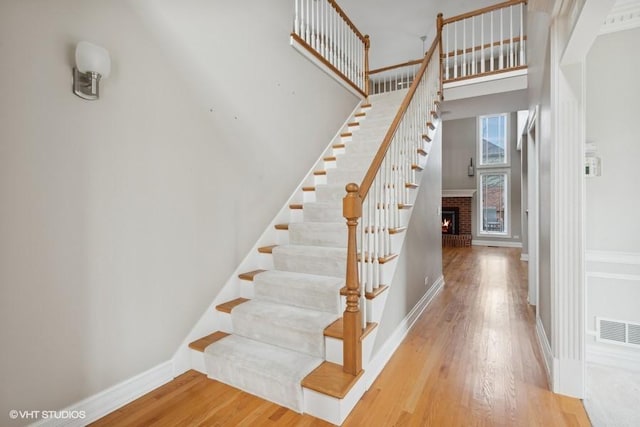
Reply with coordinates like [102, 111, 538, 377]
[355, 112, 366, 117]
[188, 331, 229, 352]
[274, 224, 289, 230]
[358, 253, 399, 264]
[398, 203, 413, 209]
[417, 148, 428, 156]
[389, 226, 407, 235]
[405, 182, 419, 189]
[258, 245, 278, 254]
[422, 134, 432, 142]
[301, 361, 363, 399]
[313, 170, 327, 176]
[302, 186, 315, 192]
[412, 163, 424, 171]
[238, 270, 266, 281]
[348, 122, 359, 127]
[324, 156, 337, 161]
[340, 132, 352, 137]
[361, 103, 372, 108]
[339, 284, 389, 300]
[324, 318, 377, 340]
[363, 226, 406, 234]
[426, 121, 435, 130]
[289, 203, 303, 210]
[333, 143, 346, 149]
[216, 297, 250, 313]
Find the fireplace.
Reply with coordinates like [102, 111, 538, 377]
[441, 190, 475, 247]
[442, 207, 459, 235]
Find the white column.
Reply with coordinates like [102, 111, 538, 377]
[549, 19, 585, 399]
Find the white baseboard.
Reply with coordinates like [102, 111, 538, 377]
[472, 239, 522, 248]
[536, 315, 553, 386]
[363, 275, 444, 389]
[587, 343, 640, 373]
[32, 361, 174, 427]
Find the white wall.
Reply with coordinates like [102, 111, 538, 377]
[442, 113, 522, 245]
[526, 8, 553, 344]
[0, 0, 357, 423]
[585, 27, 640, 362]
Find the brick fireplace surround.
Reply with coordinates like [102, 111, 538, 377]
[442, 190, 475, 247]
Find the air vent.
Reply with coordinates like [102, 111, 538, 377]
[597, 317, 640, 348]
[629, 324, 640, 346]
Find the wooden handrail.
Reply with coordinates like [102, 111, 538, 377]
[441, 36, 527, 58]
[442, 0, 527, 25]
[358, 37, 439, 201]
[328, 0, 367, 43]
[368, 58, 423, 76]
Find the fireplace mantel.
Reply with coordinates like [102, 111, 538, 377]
[442, 189, 476, 198]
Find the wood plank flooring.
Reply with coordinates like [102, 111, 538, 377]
[91, 246, 591, 426]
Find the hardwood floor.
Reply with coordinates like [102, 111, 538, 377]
[92, 246, 591, 426]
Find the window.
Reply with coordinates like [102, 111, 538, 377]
[478, 114, 508, 166]
[479, 172, 508, 234]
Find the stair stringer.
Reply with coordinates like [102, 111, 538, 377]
[301, 121, 441, 425]
[171, 99, 364, 377]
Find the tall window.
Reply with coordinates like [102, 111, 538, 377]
[479, 114, 508, 166]
[480, 172, 508, 234]
[477, 113, 510, 235]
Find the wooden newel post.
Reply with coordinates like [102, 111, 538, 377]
[343, 183, 362, 376]
[436, 13, 444, 100]
[364, 35, 370, 99]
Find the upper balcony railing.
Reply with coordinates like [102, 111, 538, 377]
[291, 0, 370, 97]
[439, 0, 527, 83]
[368, 59, 423, 95]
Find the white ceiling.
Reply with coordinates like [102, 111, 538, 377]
[337, 0, 501, 69]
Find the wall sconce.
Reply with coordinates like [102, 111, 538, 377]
[467, 157, 474, 176]
[73, 41, 111, 100]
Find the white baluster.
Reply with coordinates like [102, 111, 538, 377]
[499, 8, 504, 70]
[472, 16, 476, 75]
[481, 13, 485, 73]
[510, 5, 514, 68]
[490, 11, 494, 71]
[463, 18, 467, 77]
[520, 3, 525, 66]
[454, 21, 458, 79]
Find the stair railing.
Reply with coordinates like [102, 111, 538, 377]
[440, 0, 527, 83]
[291, 0, 370, 97]
[368, 58, 423, 95]
[342, 38, 441, 376]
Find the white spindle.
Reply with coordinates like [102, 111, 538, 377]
[490, 11, 494, 71]
[472, 16, 476, 75]
[499, 8, 504, 70]
[481, 13, 485, 73]
[445, 24, 450, 80]
[520, 3, 525, 66]
[510, 5, 514, 68]
[462, 19, 466, 77]
[454, 21, 458, 79]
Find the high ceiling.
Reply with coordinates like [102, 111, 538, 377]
[337, 0, 501, 69]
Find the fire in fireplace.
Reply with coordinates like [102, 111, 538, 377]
[442, 207, 459, 235]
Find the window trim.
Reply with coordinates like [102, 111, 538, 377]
[477, 113, 510, 168]
[478, 170, 510, 237]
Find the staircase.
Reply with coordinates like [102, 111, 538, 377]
[175, 0, 529, 421]
[186, 90, 423, 423]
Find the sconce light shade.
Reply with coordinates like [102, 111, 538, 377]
[73, 41, 111, 100]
